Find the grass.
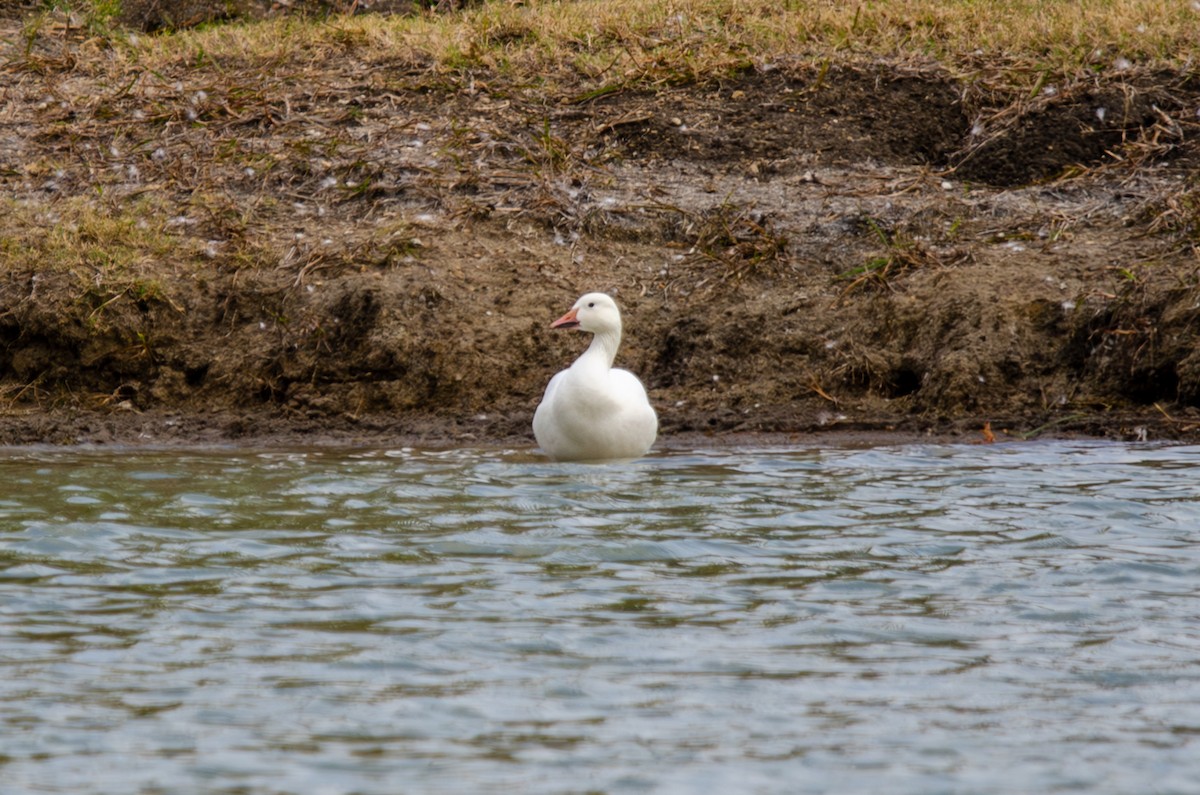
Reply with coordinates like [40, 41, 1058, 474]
[4, 0, 1198, 290]
[0, 197, 189, 327]
[1142, 184, 1200, 247]
[17, 1, 1200, 91]
[836, 216, 967, 297]
[683, 199, 791, 284]
[195, 2, 1198, 69]
[0, 196, 185, 274]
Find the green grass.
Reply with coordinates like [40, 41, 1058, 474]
[0, 197, 183, 273]
[0, 196, 189, 338]
[0, 197, 192, 324]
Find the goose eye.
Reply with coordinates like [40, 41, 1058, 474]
[587, 302, 595, 308]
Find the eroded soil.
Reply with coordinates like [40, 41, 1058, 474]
[3, 9, 1200, 447]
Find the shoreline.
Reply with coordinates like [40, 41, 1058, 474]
[0, 408, 1187, 450]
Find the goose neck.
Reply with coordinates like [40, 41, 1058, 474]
[583, 328, 621, 369]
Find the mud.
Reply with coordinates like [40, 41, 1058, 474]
[2, 8, 1200, 448]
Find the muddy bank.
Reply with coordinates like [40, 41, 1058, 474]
[3, 10, 1200, 447]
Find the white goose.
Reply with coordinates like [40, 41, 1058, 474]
[533, 293, 658, 462]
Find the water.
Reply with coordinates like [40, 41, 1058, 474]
[1, 440, 1198, 795]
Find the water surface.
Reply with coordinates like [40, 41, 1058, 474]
[1, 441, 1198, 794]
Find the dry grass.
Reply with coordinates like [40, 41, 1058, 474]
[18, 1, 1199, 89]
[835, 216, 969, 299]
[1140, 184, 1200, 252]
[675, 199, 791, 286]
[4, 0, 1199, 292]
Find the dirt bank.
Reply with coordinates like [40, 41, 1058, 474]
[2, 6, 1200, 447]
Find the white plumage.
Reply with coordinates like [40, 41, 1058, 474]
[533, 293, 658, 461]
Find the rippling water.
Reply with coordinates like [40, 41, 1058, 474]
[2, 440, 1199, 794]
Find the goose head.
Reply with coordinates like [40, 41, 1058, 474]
[550, 292, 622, 336]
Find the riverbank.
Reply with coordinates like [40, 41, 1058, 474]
[3, 1, 1199, 446]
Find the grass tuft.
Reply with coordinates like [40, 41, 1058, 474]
[837, 216, 967, 297]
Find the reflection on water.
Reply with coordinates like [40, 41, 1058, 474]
[1, 441, 1199, 794]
